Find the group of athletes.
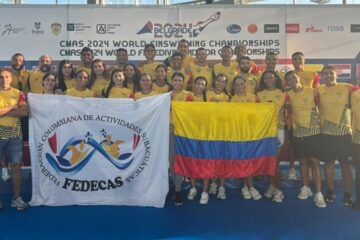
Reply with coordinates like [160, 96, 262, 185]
[0, 38, 359, 211]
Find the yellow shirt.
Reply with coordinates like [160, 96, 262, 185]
[28, 71, 46, 94]
[126, 82, 135, 92]
[139, 61, 162, 80]
[241, 74, 258, 95]
[296, 70, 318, 88]
[286, 87, 321, 137]
[318, 83, 352, 135]
[90, 77, 110, 97]
[213, 62, 239, 92]
[74, 66, 91, 75]
[66, 88, 96, 98]
[257, 89, 285, 129]
[10, 69, 30, 93]
[107, 87, 133, 99]
[207, 90, 230, 102]
[0, 88, 25, 139]
[192, 94, 206, 102]
[352, 89, 360, 144]
[352, 89, 360, 131]
[134, 91, 158, 100]
[152, 83, 171, 94]
[189, 64, 213, 90]
[64, 78, 76, 90]
[182, 55, 195, 72]
[167, 67, 191, 89]
[231, 93, 257, 103]
[172, 90, 193, 102]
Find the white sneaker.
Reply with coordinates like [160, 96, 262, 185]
[249, 187, 262, 200]
[217, 186, 226, 200]
[264, 185, 275, 198]
[2, 168, 10, 181]
[314, 192, 326, 208]
[209, 182, 217, 195]
[288, 167, 297, 180]
[199, 192, 209, 205]
[272, 189, 284, 203]
[241, 186, 251, 199]
[187, 187, 197, 200]
[298, 186, 313, 200]
[11, 196, 29, 211]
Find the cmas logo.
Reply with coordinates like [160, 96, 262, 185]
[137, 12, 221, 38]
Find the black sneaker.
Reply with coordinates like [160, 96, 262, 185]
[325, 189, 336, 203]
[174, 192, 183, 206]
[343, 192, 353, 207]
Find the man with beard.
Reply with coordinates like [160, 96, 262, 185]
[233, 44, 259, 76]
[238, 56, 258, 94]
[28, 54, 53, 94]
[9, 53, 30, 93]
[75, 47, 93, 75]
[0, 68, 29, 211]
[164, 39, 194, 73]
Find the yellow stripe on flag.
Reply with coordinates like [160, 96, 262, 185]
[172, 102, 277, 141]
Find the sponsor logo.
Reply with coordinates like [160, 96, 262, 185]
[137, 12, 221, 38]
[247, 24, 257, 34]
[51, 23, 61, 36]
[264, 24, 279, 33]
[305, 25, 322, 33]
[327, 25, 344, 32]
[226, 24, 241, 34]
[97, 24, 106, 34]
[285, 24, 299, 33]
[351, 24, 360, 33]
[66, 23, 91, 34]
[96, 23, 121, 35]
[67, 23, 75, 31]
[1, 24, 25, 36]
[32, 22, 44, 35]
[38, 114, 149, 192]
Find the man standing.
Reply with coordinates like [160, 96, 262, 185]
[28, 54, 53, 94]
[238, 56, 258, 94]
[75, 47, 94, 74]
[291, 52, 320, 88]
[233, 44, 259, 76]
[0, 68, 29, 210]
[213, 45, 239, 92]
[164, 39, 194, 72]
[9, 53, 30, 93]
[114, 48, 128, 71]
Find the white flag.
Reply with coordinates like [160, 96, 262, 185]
[28, 93, 170, 208]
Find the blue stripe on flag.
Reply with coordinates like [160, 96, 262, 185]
[175, 136, 277, 160]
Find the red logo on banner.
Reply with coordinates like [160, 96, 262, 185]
[247, 24, 258, 34]
[285, 24, 299, 33]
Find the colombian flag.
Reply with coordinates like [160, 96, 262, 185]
[172, 102, 278, 178]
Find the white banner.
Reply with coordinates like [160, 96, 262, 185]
[0, 5, 359, 81]
[28, 93, 170, 208]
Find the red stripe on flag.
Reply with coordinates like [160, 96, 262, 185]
[174, 155, 277, 178]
